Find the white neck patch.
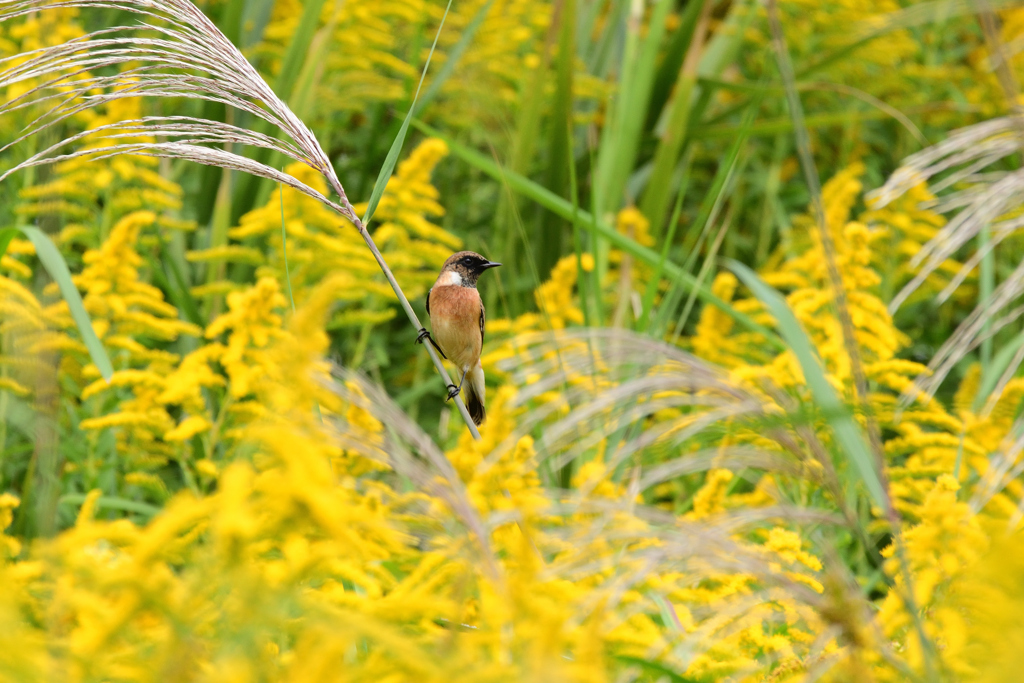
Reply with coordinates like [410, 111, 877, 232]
[438, 270, 463, 287]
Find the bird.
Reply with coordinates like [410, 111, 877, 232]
[416, 251, 501, 426]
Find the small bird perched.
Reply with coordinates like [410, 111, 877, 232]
[417, 251, 501, 426]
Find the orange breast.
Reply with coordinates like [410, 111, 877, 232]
[429, 285, 482, 372]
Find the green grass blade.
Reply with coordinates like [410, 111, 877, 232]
[415, 119, 783, 348]
[565, 114, 592, 328]
[272, 0, 329, 108]
[755, 134, 787, 266]
[150, 231, 203, 328]
[58, 493, 161, 517]
[639, 151, 691, 332]
[612, 0, 672, 194]
[145, 253, 202, 329]
[361, 0, 454, 227]
[538, 0, 576, 278]
[280, 182, 296, 312]
[696, 0, 755, 79]
[586, 142, 605, 325]
[193, 0, 247, 226]
[672, 151, 752, 344]
[20, 226, 113, 382]
[727, 260, 885, 508]
[593, 0, 672, 219]
[681, 91, 762, 268]
[584, 0, 627, 77]
[612, 656, 710, 683]
[979, 225, 994, 381]
[288, 17, 339, 123]
[640, 0, 709, 236]
[242, 0, 277, 49]
[646, 0, 707, 132]
[974, 326, 1024, 412]
[497, 56, 552, 310]
[0, 227, 17, 259]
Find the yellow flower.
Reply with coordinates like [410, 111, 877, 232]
[164, 415, 212, 442]
[687, 468, 732, 519]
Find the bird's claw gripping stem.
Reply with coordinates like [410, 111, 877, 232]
[415, 327, 447, 359]
[445, 384, 460, 401]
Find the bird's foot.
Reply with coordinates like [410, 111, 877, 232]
[445, 384, 460, 401]
[416, 328, 447, 359]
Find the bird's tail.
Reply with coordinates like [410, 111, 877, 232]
[463, 362, 486, 426]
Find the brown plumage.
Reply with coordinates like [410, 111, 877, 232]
[423, 251, 500, 426]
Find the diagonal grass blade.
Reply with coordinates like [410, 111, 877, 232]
[0, 227, 16, 259]
[727, 260, 885, 508]
[20, 226, 113, 382]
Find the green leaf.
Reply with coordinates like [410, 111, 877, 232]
[361, 0, 454, 227]
[640, 153, 690, 333]
[58, 493, 161, 518]
[640, 0, 709, 236]
[975, 326, 1024, 413]
[20, 226, 113, 381]
[538, 0, 576, 278]
[612, 655, 711, 683]
[646, 0, 707, 131]
[592, 0, 672, 219]
[727, 260, 886, 509]
[242, 0, 276, 49]
[0, 227, 17, 260]
[155, 234, 203, 327]
[681, 91, 762, 270]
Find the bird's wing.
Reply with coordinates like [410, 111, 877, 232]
[425, 287, 432, 315]
[479, 300, 486, 344]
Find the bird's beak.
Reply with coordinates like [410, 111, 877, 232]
[481, 261, 502, 270]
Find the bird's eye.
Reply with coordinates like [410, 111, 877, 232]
[461, 257, 472, 266]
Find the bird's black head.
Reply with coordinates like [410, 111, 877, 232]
[442, 251, 501, 287]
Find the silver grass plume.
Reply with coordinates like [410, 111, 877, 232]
[328, 337, 878, 679]
[491, 328, 887, 677]
[868, 117, 1024, 409]
[498, 329, 869, 527]
[0, 0, 482, 437]
[0, 0, 344, 207]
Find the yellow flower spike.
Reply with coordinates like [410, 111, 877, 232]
[687, 468, 733, 520]
[211, 462, 259, 558]
[0, 377, 32, 398]
[81, 369, 165, 400]
[615, 206, 654, 247]
[163, 415, 212, 442]
[0, 493, 20, 558]
[75, 489, 103, 527]
[195, 459, 219, 480]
